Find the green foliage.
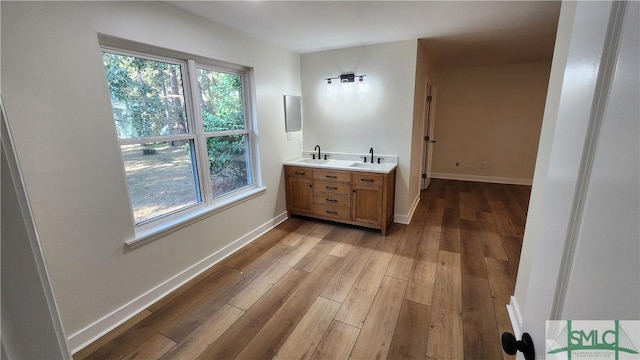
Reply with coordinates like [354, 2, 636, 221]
[206, 135, 249, 196]
[103, 53, 251, 197]
[102, 52, 187, 139]
[197, 69, 244, 132]
[197, 69, 250, 194]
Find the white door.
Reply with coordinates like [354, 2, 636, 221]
[421, 81, 437, 190]
[506, 1, 639, 359]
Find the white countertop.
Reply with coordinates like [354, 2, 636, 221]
[284, 157, 397, 174]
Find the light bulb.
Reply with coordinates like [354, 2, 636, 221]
[326, 79, 333, 91]
[357, 76, 366, 90]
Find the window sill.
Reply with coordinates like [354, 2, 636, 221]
[126, 186, 267, 249]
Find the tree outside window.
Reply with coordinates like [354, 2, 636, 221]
[102, 50, 255, 226]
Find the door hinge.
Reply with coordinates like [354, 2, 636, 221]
[427, 95, 432, 102]
[421, 173, 427, 179]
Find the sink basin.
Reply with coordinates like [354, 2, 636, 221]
[299, 158, 331, 164]
[349, 162, 384, 169]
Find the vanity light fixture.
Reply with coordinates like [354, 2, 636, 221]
[326, 78, 334, 91]
[325, 73, 366, 91]
[357, 75, 366, 90]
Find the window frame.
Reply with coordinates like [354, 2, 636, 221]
[99, 38, 263, 245]
[188, 60, 256, 201]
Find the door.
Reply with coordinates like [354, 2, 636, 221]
[285, 166, 314, 215]
[351, 183, 382, 226]
[505, 1, 639, 358]
[421, 81, 437, 190]
[287, 177, 313, 215]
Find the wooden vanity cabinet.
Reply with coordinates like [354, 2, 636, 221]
[284, 165, 396, 235]
[313, 169, 352, 221]
[285, 166, 313, 215]
[352, 175, 384, 225]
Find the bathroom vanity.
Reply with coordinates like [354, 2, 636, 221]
[284, 155, 396, 235]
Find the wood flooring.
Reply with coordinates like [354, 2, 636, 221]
[75, 179, 530, 360]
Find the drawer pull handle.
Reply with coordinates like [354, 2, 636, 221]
[361, 178, 374, 182]
[325, 175, 338, 178]
[325, 198, 338, 203]
[326, 210, 338, 215]
[326, 186, 338, 190]
[294, 172, 305, 175]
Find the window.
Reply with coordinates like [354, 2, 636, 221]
[196, 67, 253, 197]
[101, 47, 258, 230]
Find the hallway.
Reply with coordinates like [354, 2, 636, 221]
[76, 179, 531, 360]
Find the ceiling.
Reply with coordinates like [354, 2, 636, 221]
[168, 1, 561, 69]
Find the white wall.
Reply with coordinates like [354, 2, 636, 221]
[1, 120, 71, 358]
[2, 1, 301, 350]
[431, 61, 551, 184]
[300, 40, 418, 220]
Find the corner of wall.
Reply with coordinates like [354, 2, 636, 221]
[394, 192, 420, 224]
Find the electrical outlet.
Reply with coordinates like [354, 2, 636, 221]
[481, 162, 487, 169]
[287, 132, 293, 140]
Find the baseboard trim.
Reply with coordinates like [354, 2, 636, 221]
[394, 194, 420, 224]
[67, 211, 289, 354]
[506, 296, 524, 338]
[431, 172, 533, 186]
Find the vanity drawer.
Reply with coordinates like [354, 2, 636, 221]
[286, 166, 312, 179]
[314, 192, 350, 208]
[314, 169, 351, 182]
[315, 204, 350, 220]
[314, 180, 351, 194]
[352, 173, 384, 186]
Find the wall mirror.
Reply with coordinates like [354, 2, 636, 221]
[284, 95, 302, 132]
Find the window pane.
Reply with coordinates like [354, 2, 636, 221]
[207, 134, 252, 197]
[196, 68, 245, 132]
[103, 52, 189, 139]
[121, 141, 201, 224]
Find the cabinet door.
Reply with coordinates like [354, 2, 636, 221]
[287, 177, 314, 214]
[352, 183, 383, 226]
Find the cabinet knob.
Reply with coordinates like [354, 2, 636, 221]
[309, 184, 312, 188]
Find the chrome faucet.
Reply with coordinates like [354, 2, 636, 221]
[369, 147, 374, 163]
[314, 144, 321, 160]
